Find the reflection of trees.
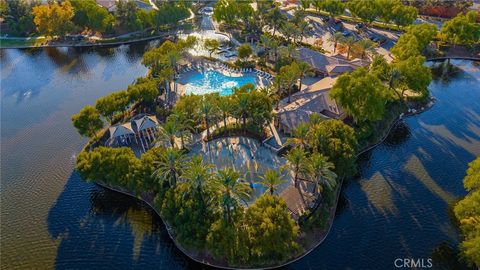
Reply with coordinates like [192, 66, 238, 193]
[45, 47, 89, 74]
[430, 60, 463, 84]
[431, 242, 473, 270]
[48, 174, 199, 269]
[95, 46, 116, 59]
[384, 122, 411, 148]
[125, 41, 150, 63]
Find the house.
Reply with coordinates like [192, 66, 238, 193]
[96, 0, 117, 12]
[275, 76, 342, 134]
[295, 47, 368, 77]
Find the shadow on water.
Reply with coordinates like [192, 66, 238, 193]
[47, 172, 204, 270]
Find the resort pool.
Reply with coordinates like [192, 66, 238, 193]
[183, 70, 261, 96]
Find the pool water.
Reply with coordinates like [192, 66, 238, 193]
[184, 70, 259, 96]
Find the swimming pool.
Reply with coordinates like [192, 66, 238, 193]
[184, 70, 260, 96]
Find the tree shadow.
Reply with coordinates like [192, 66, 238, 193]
[47, 172, 203, 270]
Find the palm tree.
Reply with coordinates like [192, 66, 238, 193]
[201, 97, 214, 139]
[328, 32, 344, 53]
[182, 155, 214, 204]
[296, 61, 311, 91]
[235, 94, 250, 130]
[283, 148, 308, 188]
[309, 113, 324, 125]
[388, 68, 404, 102]
[355, 39, 377, 59]
[281, 22, 299, 43]
[307, 153, 337, 198]
[157, 119, 179, 148]
[152, 148, 187, 188]
[212, 168, 251, 222]
[271, 76, 285, 110]
[257, 169, 285, 195]
[265, 6, 285, 36]
[168, 112, 194, 149]
[218, 96, 231, 132]
[286, 122, 310, 149]
[340, 36, 356, 59]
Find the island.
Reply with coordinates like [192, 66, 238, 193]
[12, 0, 472, 268]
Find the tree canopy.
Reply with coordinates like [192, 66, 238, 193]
[32, 0, 74, 38]
[330, 67, 389, 124]
[454, 156, 480, 266]
[391, 23, 437, 60]
[439, 11, 480, 45]
[307, 119, 358, 177]
[71, 105, 104, 140]
[70, 0, 114, 33]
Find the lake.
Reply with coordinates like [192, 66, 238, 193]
[1, 42, 479, 269]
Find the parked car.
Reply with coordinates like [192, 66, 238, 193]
[377, 37, 387, 44]
[334, 18, 342, 24]
[355, 23, 364, 30]
[342, 30, 351, 37]
[322, 17, 330, 22]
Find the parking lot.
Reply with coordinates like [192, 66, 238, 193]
[305, 14, 400, 62]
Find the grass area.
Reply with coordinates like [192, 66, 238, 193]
[0, 37, 47, 48]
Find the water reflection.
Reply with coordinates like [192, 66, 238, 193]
[48, 173, 197, 270]
[289, 60, 479, 270]
[1, 42, 479, 270]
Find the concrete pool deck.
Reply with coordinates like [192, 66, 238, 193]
[189, 136, 293, 204]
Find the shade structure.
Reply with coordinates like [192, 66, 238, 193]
[133, 115, 159, 132]
[109, 122, 135, 141]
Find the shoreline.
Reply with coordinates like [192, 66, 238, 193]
[88, 99, 435, 269]
[0, 34, 172, 50]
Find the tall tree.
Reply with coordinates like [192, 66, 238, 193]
[2, 0, 37, 36]
[203, 38, 220, 58]
[393, 55, 432, 98]
[95, 90, 130, 123]
[71, 105, 104, 140]
[237, 44, 253, 62]
[70, 0, 114, 33]
[439, 11, 480, 45]
[328, 32, 344, 53]
[181, 155, 215, 204]
[391, 3, 418, 29]
[264, 6, 286, 36]
[454, 156, 480, 266]
[353, 39, 377, 59]
[307, 153, 337, 198]
[286, 122, 310, 149]
[212, 168, 251, 222]
[257, 169, 285, 195]
[307, 119, 357, 177]
[115, 0, 140, 31]
[245, 195, 300, 262]
[330, 67, 389, 124]
[348, 0, 381, 25]
[283, 147, 308, 188]
[152, 147, 187, 187]
[32, 0, 74, 38]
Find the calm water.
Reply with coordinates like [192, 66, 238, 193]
[1, 43, 479, 270]
[184, 70, 260, 96]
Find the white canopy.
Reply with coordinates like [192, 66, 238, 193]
[134, 115, 159, 132]
[109, 123, 135, 140]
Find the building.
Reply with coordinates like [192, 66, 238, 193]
[275, 76, 342, 134]
[295, 47, 368, 77]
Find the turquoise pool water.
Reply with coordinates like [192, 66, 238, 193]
[184, 70, 259, 96]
